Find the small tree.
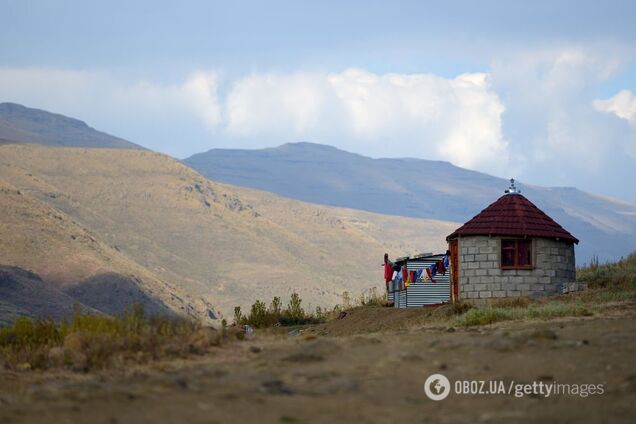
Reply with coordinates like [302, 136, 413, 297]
[269, 296, 282, 319]
[233, 306, 244, 325]
[284, 292, 305, 324]
[248, 300, 269, 328]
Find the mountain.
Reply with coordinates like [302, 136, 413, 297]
[0, 143, 455, 320]
[185, 142, 636, 263]
[0, 102, 142, 149]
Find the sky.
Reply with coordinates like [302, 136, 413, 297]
[1, 0, 636, 201]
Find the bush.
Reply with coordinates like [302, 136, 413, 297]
[236, 292, 327, 328]
[359, 287, 386, 307]
[0, 305, 220, 371]
[577, 252, 636, 289]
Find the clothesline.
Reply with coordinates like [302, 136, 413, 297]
[384, 253, 450, 289]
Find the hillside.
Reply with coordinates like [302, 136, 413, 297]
[0, 265, 87, 325]
[0, 103, 142, 149]
[0, 144, 456, 318]
[0, 176, 216, 323]
[185, 142, 636, 262]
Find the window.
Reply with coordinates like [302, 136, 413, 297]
[501, 239, 532, 269]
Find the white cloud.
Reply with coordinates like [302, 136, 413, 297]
[0, 67, 221, 155]
[224, 68, 509, 173]
[594, 90, 636, 125]
[490, 48, 631, 174]
[182, 72, 222, 128]
[1, 58, 634, 199]
[225, 72, 337, 137]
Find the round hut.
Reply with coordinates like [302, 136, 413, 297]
[446, 179, 581, 300]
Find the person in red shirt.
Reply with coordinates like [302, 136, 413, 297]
[383, 253, 393, 293]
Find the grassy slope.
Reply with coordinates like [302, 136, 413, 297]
[0, 144, 457, 317]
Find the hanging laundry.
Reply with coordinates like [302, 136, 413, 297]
[384, 261, 394, 283]
[415, 269, 423, 281]
[438, 259, 446, 276]
[402, 267, 408, 285]
[394, 270, 403, 283]
[410, 270, 417, 284]
[430, 262, 438, 277]
[443, 254, 450, 269]
[426, 266, 437, 284]
[394, 268, 404, 291]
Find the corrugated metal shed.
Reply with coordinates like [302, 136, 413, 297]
[389, 253, 450, 308]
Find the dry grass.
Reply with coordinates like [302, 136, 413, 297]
[0, 305, 224, 372]
[452, 301, 593, 327]
[577, 251, 636, 289]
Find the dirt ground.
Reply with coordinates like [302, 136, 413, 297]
[1, 306, 635, 424]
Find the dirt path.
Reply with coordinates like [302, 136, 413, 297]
[1, 309, 636, 423]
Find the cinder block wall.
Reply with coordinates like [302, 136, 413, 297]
[457, 236, 576, 299]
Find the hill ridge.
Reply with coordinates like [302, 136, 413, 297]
[185, 142, 636, 262]
[0, 102, 142, 149]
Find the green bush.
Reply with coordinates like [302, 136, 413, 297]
[236, 292, 327, 328]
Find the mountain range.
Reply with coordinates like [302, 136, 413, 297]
[0, 106, 454, 321]
[185, 143, 636, 263]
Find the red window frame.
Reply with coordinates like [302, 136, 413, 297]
[500, 239, 533, 270]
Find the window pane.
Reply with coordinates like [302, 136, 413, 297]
[501, 240, 515, 266]
[517, 240, 532, 266]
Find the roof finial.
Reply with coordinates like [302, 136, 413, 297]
[505, 178, 520, 195]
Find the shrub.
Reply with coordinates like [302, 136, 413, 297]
[359, 287, 386, 307]
[237, 293, 327, 328]
[577, 252, 636, 289]
[233, 306, 244, 325]
[0, 305, 220, 371]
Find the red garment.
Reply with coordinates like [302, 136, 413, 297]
[402, 267, 408, 284]
[384, 262, 393, 283]
[410, 271, 416, 284]
[426, 267, 437, 284]
[438, 260, 446, 275]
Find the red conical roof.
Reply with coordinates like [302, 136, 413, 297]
[446, 193, 578, 244]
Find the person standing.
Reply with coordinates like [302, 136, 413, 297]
[383, 253, 393, 294]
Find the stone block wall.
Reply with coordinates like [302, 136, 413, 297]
[457, 236, 577, 299]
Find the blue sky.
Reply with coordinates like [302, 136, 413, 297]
[1, 0, 636, 200]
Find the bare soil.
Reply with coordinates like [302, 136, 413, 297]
[1, 306, 635, 423]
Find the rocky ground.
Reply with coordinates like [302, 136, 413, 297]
[1, 305, 635, 424]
